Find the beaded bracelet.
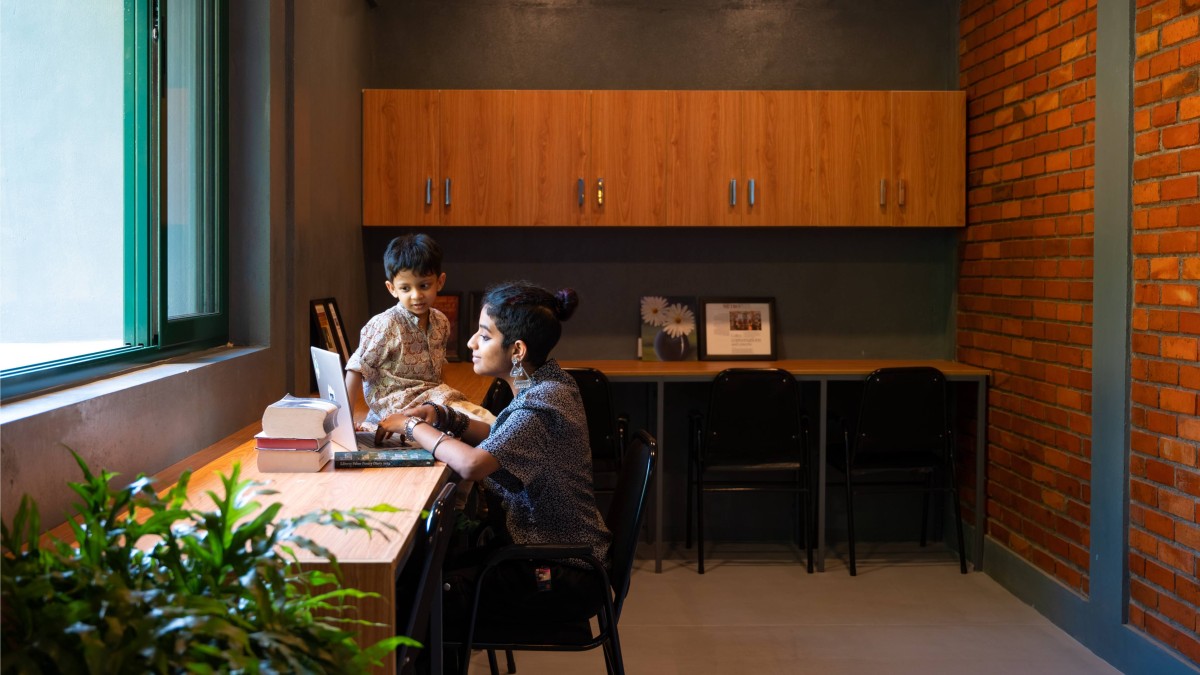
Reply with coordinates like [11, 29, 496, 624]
[421, 401, 447, 430]
[452, 408, 469, 437]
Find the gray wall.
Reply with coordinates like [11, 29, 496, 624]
[293, 1, 376, 389]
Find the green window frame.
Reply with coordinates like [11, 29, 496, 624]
[0, 0, 228, 401]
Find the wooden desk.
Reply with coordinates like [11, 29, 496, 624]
[57, 425, 453, 675]
[446, 359, 990, 574]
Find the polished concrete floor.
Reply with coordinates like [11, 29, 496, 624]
[465, 542, 1121, 675]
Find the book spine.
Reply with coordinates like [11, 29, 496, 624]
[334, 459, 434, 468]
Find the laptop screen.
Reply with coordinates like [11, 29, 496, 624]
[310, 346, 360, 452]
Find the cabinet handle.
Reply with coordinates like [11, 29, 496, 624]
[425, 178, 432, 206]
[749, 179, 756, 207]
[596, 178, 604, 207]
[729, 179, 737, 206]
[879, 179, 887, 207]
[444, 178, 451, 206]
[898, 179, 906, 207]
[578, 178, 585, 207]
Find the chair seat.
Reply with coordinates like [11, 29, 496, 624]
[702, 459, 803, 472]
[454, 616, 599, 649]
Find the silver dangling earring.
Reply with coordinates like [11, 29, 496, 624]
[510, 354, 532, 393]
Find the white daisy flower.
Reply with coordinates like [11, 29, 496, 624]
[641, 296, 669, 326]
[662, 303, 695, 338]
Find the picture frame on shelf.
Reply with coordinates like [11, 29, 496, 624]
[310, 297, 350, 364]
[639, 296, 699, 362]
[432, 293, 464, 362]
[698, 297, 777, 360]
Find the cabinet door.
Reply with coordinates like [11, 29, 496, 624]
[810, 91, 891, 226]
[514, 91, 590, 226]
[741, 91, 816, 226]
[667, 91, 742, 226]
[362, 90, 440, 226]
[590, 90, 669, 226]
[440, 90, 516, 226]
[891, 91, 966, 227]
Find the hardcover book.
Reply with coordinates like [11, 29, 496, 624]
[261, 394, 339, 439]
[333, 449, 436, 469]
[256, 442, 333, 473]
[254, 430, 333, 451]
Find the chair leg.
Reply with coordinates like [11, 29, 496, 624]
[803, 467, 813, 573]
[486, 650, 500, 675]
[843, 434, 857, 576]
[505, 649, 516, 673]
[696, 467, 706, 574]
[920, 474, 933, 547]
[685, 445, 694, 550]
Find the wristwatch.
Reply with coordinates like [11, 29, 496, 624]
[404, 416, 427, 443]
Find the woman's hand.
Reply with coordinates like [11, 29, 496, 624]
[399, 403, 438, 426]
[375, 413, 413, 446]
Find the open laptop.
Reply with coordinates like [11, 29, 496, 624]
[310, 346, 410, 452]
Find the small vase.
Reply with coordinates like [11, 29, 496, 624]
[653, 329, 691, 361]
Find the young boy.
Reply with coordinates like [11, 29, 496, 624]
[345, 233, 493, 433]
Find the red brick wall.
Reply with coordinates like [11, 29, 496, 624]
[958, 0, 1097, 593]
[1129, 0, 1200, 664]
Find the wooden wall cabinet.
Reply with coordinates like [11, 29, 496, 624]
[589, 90, 670, 226]
[363, 89, 964, 228]
[362, 89, 440, 227]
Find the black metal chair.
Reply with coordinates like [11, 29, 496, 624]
[395, 481, 459, 674]
[686, 368, 813, 575]
[448, 430, 657, 675]
[480, 377, 513, 416]
[564, 367, 629, 497]
[830, 366, 967, 576]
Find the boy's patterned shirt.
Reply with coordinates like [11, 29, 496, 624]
[346, 303, 469, 425]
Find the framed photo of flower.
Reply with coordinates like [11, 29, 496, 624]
[698, 297, 777, 360]
[639, 296, 699, 361]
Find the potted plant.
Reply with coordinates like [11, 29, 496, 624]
[1, 451, 412, 674]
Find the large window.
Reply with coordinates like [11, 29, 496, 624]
[0, 0, 227, 400]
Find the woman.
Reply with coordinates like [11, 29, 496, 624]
[381, 280, 611, 624]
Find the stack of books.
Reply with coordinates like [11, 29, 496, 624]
[256, 394, 339, 472]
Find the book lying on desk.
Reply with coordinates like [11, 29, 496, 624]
[254, 430, 333, 451]
[257, 442, 333, 473]
[333, 449, 435, 469]
[261, 394, 339, 439]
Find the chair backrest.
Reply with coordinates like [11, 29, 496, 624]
[564, 367, 623, 471]
[480, 377, 513, 416]
[395, 481, 458, 673]
[704, 368, 805, 464]
[853, 367, 949, 461]
[604, 429, 656, 618]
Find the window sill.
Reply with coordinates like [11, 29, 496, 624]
[0, 345, 265, 425]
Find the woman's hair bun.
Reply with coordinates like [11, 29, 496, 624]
[554, 288, 579, 321]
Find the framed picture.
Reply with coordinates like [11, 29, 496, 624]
[639, 296, 699, 361]
[432, 293, 463, 361]
[698, 297, 777, 360]
[310, 297, 350, 364]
